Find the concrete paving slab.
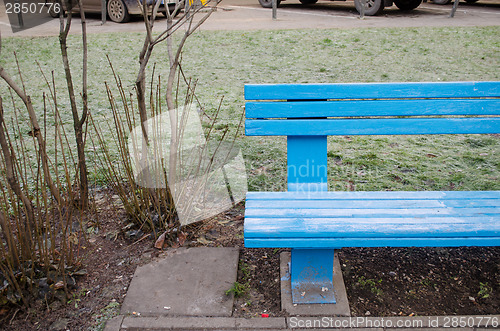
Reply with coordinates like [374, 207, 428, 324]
[121, 316, 287, 330]
[121, 316, 236, 329]
[235, 317, 287, 329]
[121, 247, 239, 317]
[293, 329, 383, 331]
[104, 315, 124, 331]
[280, 252, 350, 317]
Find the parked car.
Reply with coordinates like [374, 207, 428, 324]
[257, 0, 422, 16]
[48, 0, 182, 23]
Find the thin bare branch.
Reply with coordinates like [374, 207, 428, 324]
[0, 97, 34, 249]
[0, 65, 62, 204]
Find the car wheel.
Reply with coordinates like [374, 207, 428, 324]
[299, 0, 318, 4]
[354, 0, 384, 15]
[47, 0, 61, 17]
[258, 0, 281, 8]
[432, 0, 452, 4]
[48, 7, 60, 18]
[107, 0, 130, 23]
[394, 0, 422, 10]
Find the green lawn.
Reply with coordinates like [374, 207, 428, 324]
[0, 26, 499, 191]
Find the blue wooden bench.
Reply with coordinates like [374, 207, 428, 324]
[243, 81, 500, 305]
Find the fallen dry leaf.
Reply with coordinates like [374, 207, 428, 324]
[154, 231, 167, 250]
[197, 236, 211, 245]
[178, 231, 187, 246]
[53, 281, 64, 290]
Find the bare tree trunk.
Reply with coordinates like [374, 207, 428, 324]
[58, 0, 89, 209]
[164, 8, 217, 185]
[166, 18, 175, 69]
[129, 0, 220, 228]
[136, 41, 149, 142]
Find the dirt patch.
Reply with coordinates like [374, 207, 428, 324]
[339, 247, 500, 317]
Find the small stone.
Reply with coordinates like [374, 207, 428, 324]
[469, 296, 475, 302]
[49, 318, 69, 330]
[389, 271, 397, 277]
[365, 311, 371, 316]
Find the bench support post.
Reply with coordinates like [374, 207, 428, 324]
[288, 135, 334, 304]
[291, 248, 336, 304]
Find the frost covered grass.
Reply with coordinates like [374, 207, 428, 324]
[0, 26, 498, 190]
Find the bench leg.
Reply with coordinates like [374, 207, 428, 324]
[290, 249, 336, 304]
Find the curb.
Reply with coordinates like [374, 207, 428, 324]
[105, 315, 500, 330]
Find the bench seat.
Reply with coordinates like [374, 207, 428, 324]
[245, 191, 500, 248]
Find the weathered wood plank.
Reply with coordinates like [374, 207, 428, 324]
[245, 118, 500, 136]
[244, 237, 500, 248]
[246, 191, 500, 200]
[246, 199, 500, 209]
[245, 99, 500, 119]
[245, 207, 499, 218]
[245, 216, 499, 232]
[245, 82, 500, 101]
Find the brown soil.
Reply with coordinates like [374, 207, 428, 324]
[1, 197, 498, 330]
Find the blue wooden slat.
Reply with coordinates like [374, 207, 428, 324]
[245, 99, 500, 119]
[244, 82, 500, 101]
[246, 199, 500, 209]
[287, 136, 328, 192]
[245, 118, 500, 136]
[245, 207, 499, 218]
[245, 216, 499, 230]
[244, 237, 500, 248]
[245, 226, 499, 239]
[246, 191, 500, 200]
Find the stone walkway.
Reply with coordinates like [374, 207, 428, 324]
[105, 247, 500, 330]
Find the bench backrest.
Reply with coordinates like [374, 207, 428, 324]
[244, 81, 500, 192]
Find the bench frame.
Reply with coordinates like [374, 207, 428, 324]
[244, 81, 500, 304]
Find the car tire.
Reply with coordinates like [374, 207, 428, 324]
[299, 0, 318, 4]
[432, 0, 452, 4]
[49, 8, 60, 18]
[354, 0, 384, 15]
[107, 0, 130, 23]
[394, 0, 422, 10]
[258, 0, 281, 8]
[47, 0, 61, 17]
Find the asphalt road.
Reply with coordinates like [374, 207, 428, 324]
[0, 0, 499, 37]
